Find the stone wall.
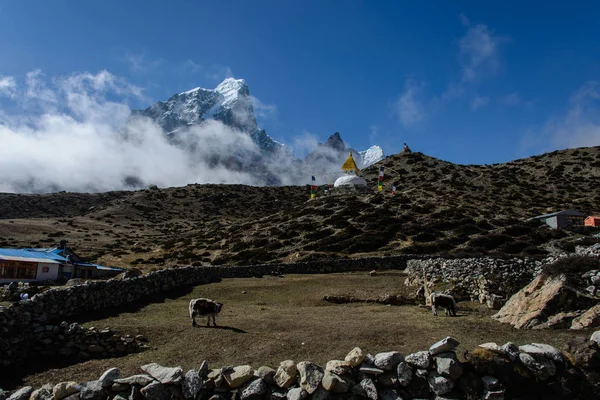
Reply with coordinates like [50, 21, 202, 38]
[404, 257, 547, 308]
[3, 334, 599, 400]
[0, 256, 410, 368]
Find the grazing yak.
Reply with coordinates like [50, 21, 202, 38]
[189, 298, 223, 327]
[430, 292, 458, 317]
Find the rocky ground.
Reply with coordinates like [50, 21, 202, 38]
[0, 146, 599, 270]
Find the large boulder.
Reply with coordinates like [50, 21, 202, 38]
[571, 303, 600, 330]
[493, 274, 591, 329]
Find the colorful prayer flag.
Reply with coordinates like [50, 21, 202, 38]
[378, 166, 384, 191]
[311, 175, 316, 199]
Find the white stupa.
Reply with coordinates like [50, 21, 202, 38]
[333, 153, 368, 189]
[334, 174, 367, 187]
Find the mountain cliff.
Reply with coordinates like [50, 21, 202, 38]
[133, 78, 283, 153]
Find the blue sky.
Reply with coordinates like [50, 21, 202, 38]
[1, 0, 600, 165]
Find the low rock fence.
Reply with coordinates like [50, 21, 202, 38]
[0, 256, 411, 368]
[3, 334, 599, 400]
[31, 321, 149, 361]
[404, 257, 552, 308]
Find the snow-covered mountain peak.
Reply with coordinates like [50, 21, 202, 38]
[215, 77, 248, 107]
[359, 145, 385, 167]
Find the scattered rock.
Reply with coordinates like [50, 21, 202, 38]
[296, 361, 324, 394]
[140, 381, 171, 400]
[405, 351, 431, 369]
[518, 353, 556, 380]
[591, 330, 600, 345]
[239, 378, 267, 400]
[52, 382, 80, 400]
[274, 360, 297, 388]
[141, 363, 183, 385]
[373, 351, 403, 371]
[344, 347, 365, 367]
[223, 365, 254, 389]
[8, 386, 33, 400]
[358, 378, 377, 400]
[396, 361, 412, 387]
[79, 381, 105, 400]
[286, 387, 308, 400]
[114, 375, 154, 386]
[547, 311, 583, 329]
[98, 367, 120, 388]
[429, 337, 460, 356]
[325, 360, 351, 375]
[427, 371, 454, 396]
[322, 370, 350, 393]
[256, 366, 276, 386]
[519, 343, 565, 364]
[182, 370, 203, 400]
[571, 304, 600, 330]
[435, 353, 463, 380]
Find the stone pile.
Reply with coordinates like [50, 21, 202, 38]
[3, 335, 599, 400]
[576, 243, 600, 257]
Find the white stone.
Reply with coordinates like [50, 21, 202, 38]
[429, 337, 460, 356]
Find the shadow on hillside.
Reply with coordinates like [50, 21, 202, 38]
[66, 284, 196, 325]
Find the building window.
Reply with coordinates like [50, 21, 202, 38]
[42, 266, 49, 273]
[16, 265, 37, 280]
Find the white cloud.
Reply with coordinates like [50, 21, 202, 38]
[292, 132, 320, 158]
[458, 19, 501, 83]
[369, 125, 378, 143]
[250, 95, 277, 121]
[0, 69, 366, 193]
[440, 15, 506, 103]
[471, 96, 489, 110]
[0, 75, 17, 97]
[522, 81, 600, 151]
[124, 51, 163, 72]
[25, 69, 57, 104]
[395, 79, 425, 126]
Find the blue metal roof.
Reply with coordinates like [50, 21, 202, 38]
[95, 265, 124, 271]
[0, 248, 68, 262]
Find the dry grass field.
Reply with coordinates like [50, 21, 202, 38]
[15, 271, 592, 389]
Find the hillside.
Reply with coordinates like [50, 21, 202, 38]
[0, 146, 599, 270]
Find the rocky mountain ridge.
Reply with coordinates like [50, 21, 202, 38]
[134, 79, 385, 184]
[0, 146, 598, 268]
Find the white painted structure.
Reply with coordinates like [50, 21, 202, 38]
[0, 255, 60, 284]
[333, 175, 368, 187]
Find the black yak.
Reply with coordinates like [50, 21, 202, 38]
[189, 298, 223, 327]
